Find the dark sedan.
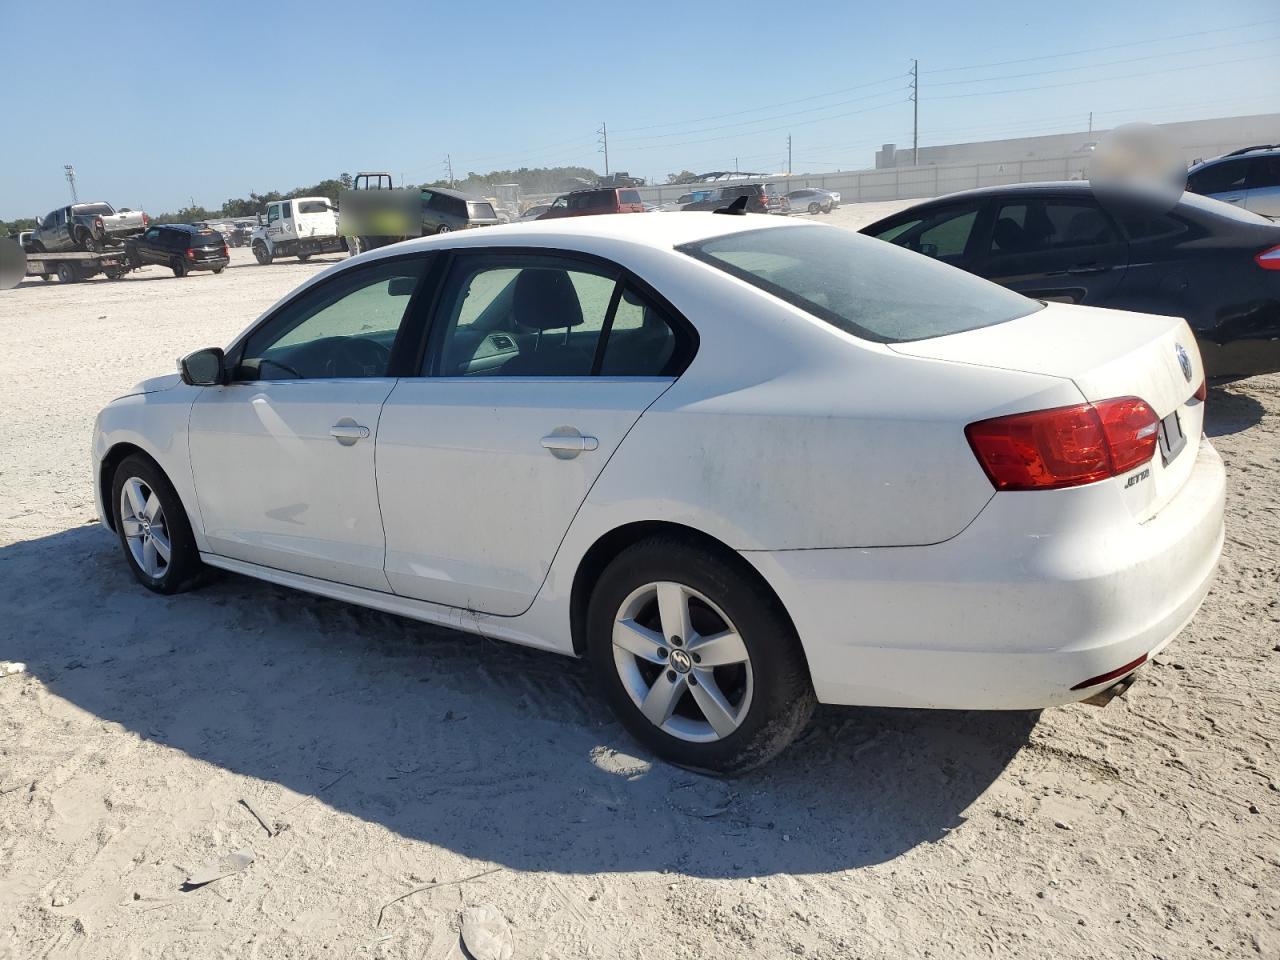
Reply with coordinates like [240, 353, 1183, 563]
[861, 182, 1280, 379]
[125, 224, 229, 277]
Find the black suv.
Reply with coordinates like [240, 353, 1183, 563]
[125, 224, 230, 277]
[681, 182, 789, 214]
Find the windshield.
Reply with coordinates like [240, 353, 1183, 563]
[681, 225, 1043, 343]
[296, 200, 330, 214]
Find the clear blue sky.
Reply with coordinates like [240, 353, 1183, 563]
[3, 0, 1278, 218]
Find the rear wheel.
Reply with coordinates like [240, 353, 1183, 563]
[56, 262, 79, 284]
[212, 265, 225, 274]
[78, 230, 101, 253]
[436, 224, 452, 234]
[171, 257, 188, 278]
[110, 455, 203, 594]
[298, 253, 311, 263]
[253, 242, 272, 265]
[587, 537, 815, 774]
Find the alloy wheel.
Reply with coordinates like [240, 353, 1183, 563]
[119, 477, 171, 579]
[612, 581, 754, 743]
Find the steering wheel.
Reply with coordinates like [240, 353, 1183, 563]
[322, 336, 392, 378]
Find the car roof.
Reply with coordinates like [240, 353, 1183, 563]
[1190, 145, 1279, 170]
[363, 210, 804, 259]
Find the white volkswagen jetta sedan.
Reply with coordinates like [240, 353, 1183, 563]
[93, 212, 1225, 772]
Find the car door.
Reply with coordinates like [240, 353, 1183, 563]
[1245, 155, 1280, 219]
[265, 202, 284, 244]
[971, 194, 1128, 304]
[187, 253, 433, 589]
[376, 251, 691, 615]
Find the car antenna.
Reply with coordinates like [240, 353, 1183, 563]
[714, 195, 749, 216]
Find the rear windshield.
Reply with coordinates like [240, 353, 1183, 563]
[296, 200, 330, 214]
[467, 201, 497, 219]
[680, 225, 1043, 343]
[74, 203, 114, 216]
[193, 230, 223, 245]
[619, 189, 643, 204]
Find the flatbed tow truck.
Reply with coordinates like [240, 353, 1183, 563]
[22, 247, 134, 284]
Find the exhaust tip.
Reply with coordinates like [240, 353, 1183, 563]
[1070, 653, 1148, 692]
[1079, 671, 1141, 707]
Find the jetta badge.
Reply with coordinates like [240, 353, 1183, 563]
[1176, 344, 1192, 382]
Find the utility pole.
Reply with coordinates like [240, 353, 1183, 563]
[787, 135, 792, 176]
[909, 59, 919, 166]
[734, 157, 739, 174]
[598, 122, 609, 177]
[63, 164, 78, 202]
[1088, 111, 1093, 133]
[444, 154, 454, 187]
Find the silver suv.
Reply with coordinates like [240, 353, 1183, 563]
[1186, 145, 1280, 219]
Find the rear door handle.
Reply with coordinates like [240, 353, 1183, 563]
[541, 433, 599, 459]
[330, 421, 371, 445]
[1065, 263, 1109, 275]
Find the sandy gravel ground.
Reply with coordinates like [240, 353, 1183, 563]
[1, 210, 1278, 959]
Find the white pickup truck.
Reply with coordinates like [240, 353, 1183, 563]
[251, 197, 347, 264]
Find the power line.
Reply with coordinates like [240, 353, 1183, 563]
[931, 52, 1276, 101]
[928, 34, 1280, 87]
[909, 59, 918, 166]
[610, 71, 906, 135]
[924, 15, 1280, 74]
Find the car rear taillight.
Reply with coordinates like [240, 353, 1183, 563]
[94, 216, 104, 230]
[1256, 244, 1280, 270]
[142, 213, 150, 227]
[185, 247, 196, 260]
[1194, 378, 1207, 402]
[222, 244, 229, 258]
[965, 397, 1159, 491]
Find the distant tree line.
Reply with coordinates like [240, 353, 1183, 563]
[4, 166, 614, 233]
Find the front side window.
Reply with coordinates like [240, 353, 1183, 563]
[870, 205, 979, 261]
[682, 225, 1041, 343]
[267, 205, 281, 224]
[236, 256, 429, 380]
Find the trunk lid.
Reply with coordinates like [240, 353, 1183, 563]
[890, 301, 1206, 521]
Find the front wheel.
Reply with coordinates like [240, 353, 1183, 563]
[297, 253, 311, 263]
[110, 455, 203, 594]
[436, 224, 452, 234]
[253, 242, 272, 265]
[56, 262, 79, 284]
[587, 537, 815, 774]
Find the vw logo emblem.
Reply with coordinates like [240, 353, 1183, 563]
[669, 649, 693, 674]
[1175, 344, 1192, 382]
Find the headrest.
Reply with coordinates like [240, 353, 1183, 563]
[513, 269, 584, 331]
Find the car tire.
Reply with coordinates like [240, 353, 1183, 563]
[587, 536, 816, 774]
[40, 273, 51, 282]
[298, 253, 311, 263]
[807, 202, 820, 215]
[212, 265, 225, 274]
[171, 257, 188, 278]
[821, 204, 832, 215]
[253, 243, 272, 265]
[110, 454, 204, 595]
[437, 224, 452, 234]
[79, 230, 101, 253]
[56, 262, 79, 284]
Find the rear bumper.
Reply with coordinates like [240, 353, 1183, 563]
[189, 256, 230, 271]
[745, 436, 1226, 710]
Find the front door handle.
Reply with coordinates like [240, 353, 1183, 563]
[1065, 263, 1109, 275]
[541, 432, 599, 459]
[330, 420, 371, 445]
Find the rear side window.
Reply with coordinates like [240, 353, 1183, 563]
[1249, 155, 1280, 189]
[870, 205, 979, 261]
[681, 225, 1042, 343]
[1188, 159, 1249, 195]
[988, 200, 1118, 254]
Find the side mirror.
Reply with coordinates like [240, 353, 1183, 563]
[34, 216, 43, 227]
[180, 347, 226, 386]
